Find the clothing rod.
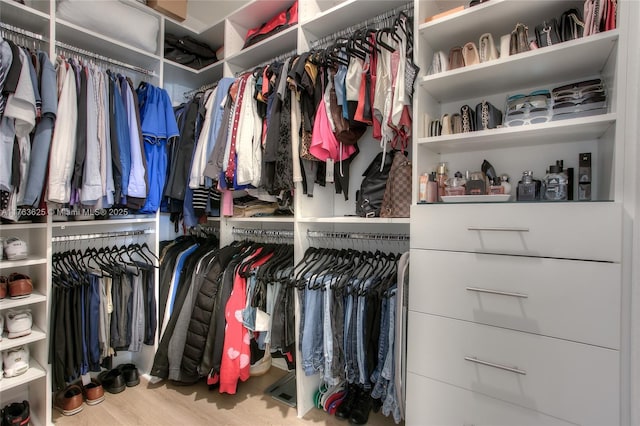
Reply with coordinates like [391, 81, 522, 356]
[232, 227, 294, 239]
[236, 47, 298, 77]
[52, 229, 154, 243]
[54, 41, 157, 77]
[183, 81, 218, 99]
[0, 22, 45, 42]
[311, 2, 413, 49]
[306, 230, 409, 241]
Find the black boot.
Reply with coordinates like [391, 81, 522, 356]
[335, 383, 360, 420]
[349, 388, 373, 425]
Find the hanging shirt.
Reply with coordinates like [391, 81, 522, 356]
[48, 56, 78, 204]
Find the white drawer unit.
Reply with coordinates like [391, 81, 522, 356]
[409, 249, 621, 349]
[406, 373, 575, 426]
[407, 312, 619, 426]
[410, 202, 622, 262]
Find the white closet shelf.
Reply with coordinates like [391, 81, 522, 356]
[0, 327, 46, 352]
[0, 257, 47, 270]
[225, 26, 298, 71]
[163, 59, 224, 91]
[226, 217, 295, 223]
[0, 360, 46, 392]
[0, 223, 47, 231]
[1, 0, 50, 34]
[417, 113, 616, 154]
[0, 292, 47, 311]
[301, 0, 408, 39]
[55, 19, 161, 71]
[228, 0, 296, 29]
[298, 217, 410, 224]
[418, 0, 583, 50]
[420, 30, 618, 103]
[51, 216, 157, 228]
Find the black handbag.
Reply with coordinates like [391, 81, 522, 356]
[356, 151, 395, 218]
[460, 104, 476, 132]
[475, 101, 503, 130]
[560, 8, 585, 41]
[535, 18, 561, 48]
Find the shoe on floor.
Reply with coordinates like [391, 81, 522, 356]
[2, 400, 30, 425]
[335, 383, 360, 420]
[5, 309, 32, 339]
[349, 387, 373, 425]
[3, 346, 29, 378]
[83, 379, 105, 405]
[116, 363, 140, 387]
[98, 368, 126, 394]
[55, 385, 84, 416]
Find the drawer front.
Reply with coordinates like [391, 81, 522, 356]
[410, 202, 621, 262]
[409, 249, 621, 349]
[407, 313, 619, 426]
[406, 373, 575, 426]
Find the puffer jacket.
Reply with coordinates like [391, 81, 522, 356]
[180, 245, 239, 380]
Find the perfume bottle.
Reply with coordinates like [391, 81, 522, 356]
[500, 174, 512, 196]
[419, 173, 429, 202]
[489, 177, 505, 194]
[427, 172, 438, 203]
[436, 162, 448, 202]
[445, 171, 467, 196]
[517, 170, 540, 201]
[543, 160, 568, 201]
[466, 171, 486, 195]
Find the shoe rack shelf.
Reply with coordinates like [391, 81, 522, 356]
[419, 30, 618, 103]
[0, 360, 46, 393]
[0, 258, 48, 270]
[417, 113, 617, 154]
[0, 327, 47, 352]
[0, 292, 47, 311]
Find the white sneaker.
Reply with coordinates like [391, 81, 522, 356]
[3, 345, 29, 378]
[0, 313, 4, 341]
[5, 309, 32, 339]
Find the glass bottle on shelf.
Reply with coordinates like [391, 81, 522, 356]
[517, 170, 541, 201]
[543, 160, 568, 201]
[436, 162, 448, 202]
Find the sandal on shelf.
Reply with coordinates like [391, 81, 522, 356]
[8, 273, 33, 299]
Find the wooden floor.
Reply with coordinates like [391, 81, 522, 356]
[52, 369, 402, 426]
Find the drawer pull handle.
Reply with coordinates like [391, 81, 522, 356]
[467, 226, 530, 232]
[466, 287, 528, 298]
[464, 356, 526, 375]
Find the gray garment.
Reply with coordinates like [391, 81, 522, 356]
[128, 272, 145, 352]
[203, 97, 232, 181]
[99, 276, 109, 359]
[23, 52, 57, 206]
[167, 250, 215, 381]
[81, 64, 102, 204]
[24, 48, 40, 113]
[0, 116, 15, 192]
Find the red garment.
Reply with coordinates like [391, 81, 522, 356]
[219, 249, 273, 394]
[309, 100, 357, 162]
